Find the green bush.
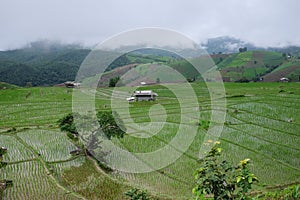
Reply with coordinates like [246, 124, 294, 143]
[96, 110, 126, 139]
[0, 162, 7, 169]
[109, 76, 120, 87]
[57, 113, 78, 134]
[193, 144, 258, 200]
[125, 188, 150, 200]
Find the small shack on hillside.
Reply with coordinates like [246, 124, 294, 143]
[279, 77, 289, 82]
[127, 90, 158, 101]
[64, 81, 81, 88]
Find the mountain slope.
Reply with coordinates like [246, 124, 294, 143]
[216, 51, 285, 82]
[263, 61, 300, 82]
[0, 43, 91, 86]
[1, 40, 300, 86]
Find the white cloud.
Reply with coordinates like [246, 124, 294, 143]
[0, 0, 299, 50]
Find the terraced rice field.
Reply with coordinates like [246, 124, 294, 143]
[0, 83, 300, 199]
[0, 129, 85, 200]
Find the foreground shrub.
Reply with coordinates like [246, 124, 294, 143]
[193, 144, 258, 200]
[125, 188, 150, 200]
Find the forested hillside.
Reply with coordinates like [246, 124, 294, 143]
[0, 42, 90, 86]
[1, 40, 300, 86]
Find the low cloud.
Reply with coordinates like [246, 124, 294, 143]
[0, 0, 299, 50]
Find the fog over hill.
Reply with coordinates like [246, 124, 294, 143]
[1, 0, 300, 50]
[2, 36, 300, 54]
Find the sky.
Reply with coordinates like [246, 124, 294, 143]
[1, 0, 300, 50]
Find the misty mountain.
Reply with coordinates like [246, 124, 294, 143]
[0, 41, 91, 86]
[0, 39, 299, 86]
[201, 36, 263, 54]
[201, 36, 300, 56]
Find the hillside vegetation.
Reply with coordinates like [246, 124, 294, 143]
[1, 42, 300, 86]
[96, 50, 300, 85]
[0, 44, 90, 86]
[217, 51, 285, 82]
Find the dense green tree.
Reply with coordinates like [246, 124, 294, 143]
[96, 111, 125, 139]
[58, 111, 125, 140]
[58, 113, 78, 135]
[239, 47, 247, 52]
[193, 144, 257, 200]
[109, 76, 120, 87]
[125, 188, 150, 200]
[156, 77, 160, 84]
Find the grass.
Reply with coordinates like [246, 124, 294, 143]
[0, 87, 72, 128]
[62, 158, 129, 200]
[0, 82, 299, 199]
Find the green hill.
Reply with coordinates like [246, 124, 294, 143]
[101, 50, 299, 84]
[0, 43, 91, 86]
[1, 43, 300, 86]
[0, 46, 178, 86]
